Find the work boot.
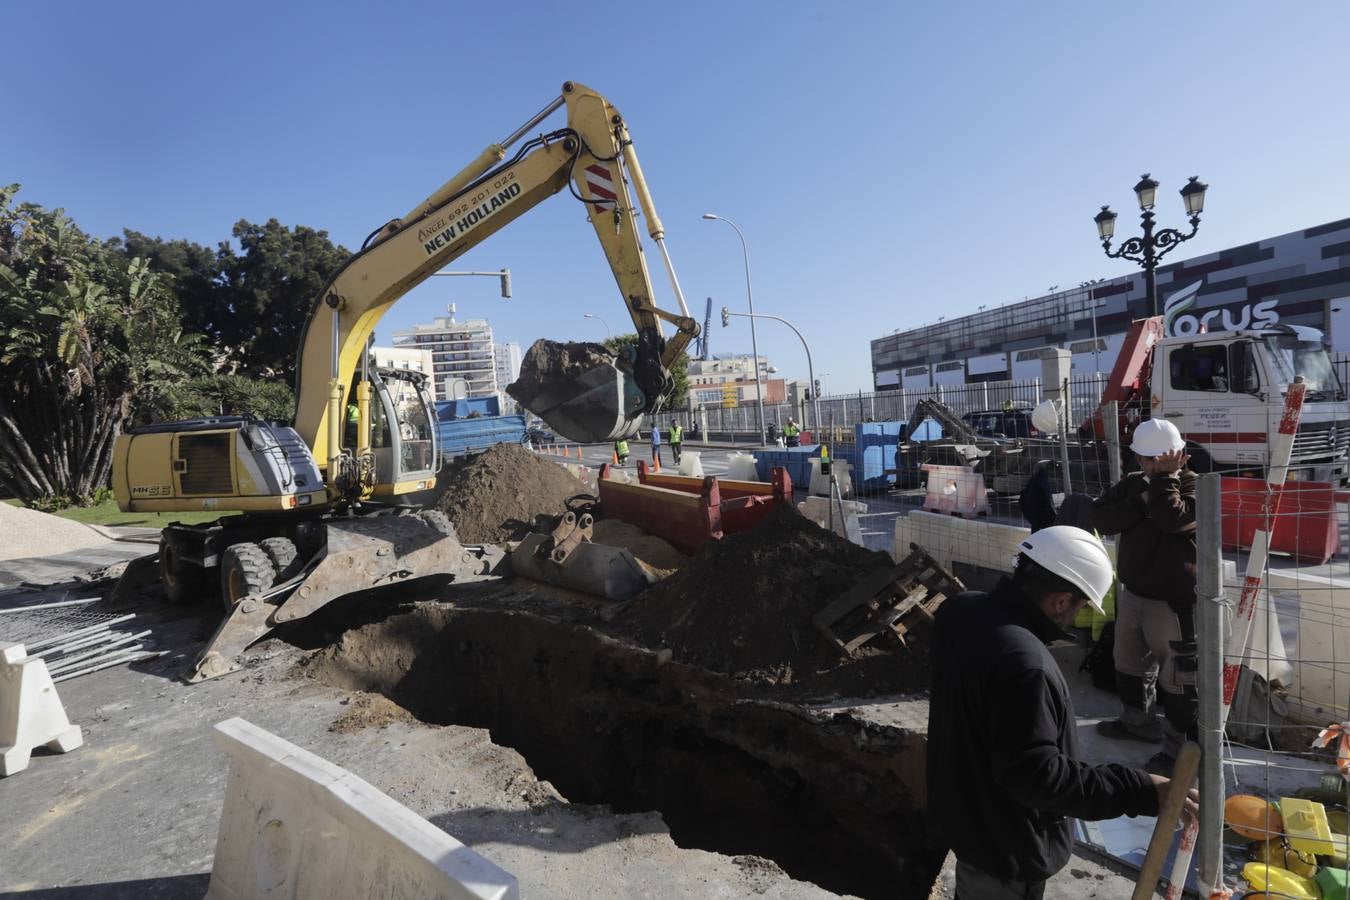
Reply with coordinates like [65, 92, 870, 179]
[1096, 708, 1163, 743]
[1096, 673, 1163, 742]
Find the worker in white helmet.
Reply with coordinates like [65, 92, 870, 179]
[1092, 417, 1198, 777]
[927, 526, 1195, 898]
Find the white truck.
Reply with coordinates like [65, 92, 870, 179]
[1084, 316, 1350, 484]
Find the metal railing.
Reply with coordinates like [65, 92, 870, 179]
[649, 373, 1111, 439]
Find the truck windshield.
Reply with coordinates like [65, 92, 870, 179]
[1262, 336, 1342, 398]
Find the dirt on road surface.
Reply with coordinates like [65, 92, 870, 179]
[434, 443, 590, 544]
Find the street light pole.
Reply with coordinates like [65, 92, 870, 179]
[722, 307, 818, 438]
[582, 313, 611, 339]
[704, 213, 766, 447]
[1094, 175, 1208, 316]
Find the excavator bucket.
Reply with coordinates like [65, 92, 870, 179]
[188, 516, 507, 682]
[507, 339, 650, 443]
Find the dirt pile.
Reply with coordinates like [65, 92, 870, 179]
[592, 518, 686, 576]
[507, 339, 614, 403]
[617, 505, 930, 694]
[330, 691, 415, 733]
[434, 443, 589, 544]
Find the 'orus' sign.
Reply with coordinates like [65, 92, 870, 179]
[1163, 280, 1280, 337]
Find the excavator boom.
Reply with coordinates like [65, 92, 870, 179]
[294, 81, 697, 453]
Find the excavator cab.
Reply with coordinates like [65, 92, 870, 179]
[363, 366, 438, 505]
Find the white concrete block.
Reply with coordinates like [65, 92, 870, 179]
[808, 459, 853, 498]
[797, 497, 866, 545]
[0, 642, 82, 776]
[676, 450, 704, 477]
[207, 717, 517, 900]
[727, 452, 759, 481]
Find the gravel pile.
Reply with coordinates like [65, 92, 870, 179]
[0, 502, 112, 561]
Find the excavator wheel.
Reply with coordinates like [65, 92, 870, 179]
[158, 532, 204, 605]
[219, 542, 277, 612]
[259, 536, 301, 583]
[415, 509, 458, 541]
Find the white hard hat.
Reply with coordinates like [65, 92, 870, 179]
[1130, 418, 1185, 457]
[1031, 399, 1062, 435]
[1017, 525, 1114, 614]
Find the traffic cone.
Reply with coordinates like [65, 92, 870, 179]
[574, 446, 581, 459]
[612, 449, 619, 464]
[653, 455, 661, 473]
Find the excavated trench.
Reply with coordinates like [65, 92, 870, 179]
[292, 600, 943, 899]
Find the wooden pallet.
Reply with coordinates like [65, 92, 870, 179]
[812, 543, 965, 656]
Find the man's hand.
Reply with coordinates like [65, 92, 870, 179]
[1150, 774, 1200, 821]
[1143, 449, 1189, 476]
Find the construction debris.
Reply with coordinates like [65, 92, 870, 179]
[434, 443, 590, 544]
[812, 543, 964, 657]
[0, 599, 162, 683]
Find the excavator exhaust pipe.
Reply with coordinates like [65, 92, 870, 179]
[507, 339, 651, 443]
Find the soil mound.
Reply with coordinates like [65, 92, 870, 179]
[592, 519, 686, 575]
[330, 690, 415, 733]
[617, 505, 930, 694]
[434, 443, 589, 544]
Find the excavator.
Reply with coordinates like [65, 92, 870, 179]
[111, 81, 699, 680]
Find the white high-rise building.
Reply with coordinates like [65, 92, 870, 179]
[370, 345, 433, 375]
[391, 316, 497, 402]
[494, 341, 523, 410]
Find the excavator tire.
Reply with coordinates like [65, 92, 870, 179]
[258, 536, 301, 583]
[415, 509, 458, 541]
[158, 532, 203, 605]
[219, 542, 277, 612]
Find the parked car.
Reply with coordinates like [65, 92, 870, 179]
[961, 407, 1039, 439]
[525, 426, 558, 446]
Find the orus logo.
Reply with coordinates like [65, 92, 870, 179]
[1163, 280, 1280, 337]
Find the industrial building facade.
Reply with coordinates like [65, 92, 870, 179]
[871, 217, 1350, 389]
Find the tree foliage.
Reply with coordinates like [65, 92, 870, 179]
[117, 219, 350, 380]
[147, 373, 295, 423]
[602, 333, 690, 410]
[0, 185, 210, 505]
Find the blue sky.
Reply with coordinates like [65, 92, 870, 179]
[9, 1, 1348, 395]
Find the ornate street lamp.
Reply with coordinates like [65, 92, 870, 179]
[1095, 175, 1208, 315]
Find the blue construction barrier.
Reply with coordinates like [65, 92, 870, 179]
[752, 445, 822, 486]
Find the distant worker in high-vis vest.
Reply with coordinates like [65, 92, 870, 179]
[669, 421, 684, 464]
[614, 438, 629, 466]
[783, 418, 801, 447]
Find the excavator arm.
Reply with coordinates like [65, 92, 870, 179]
[293, 81, 698, 485]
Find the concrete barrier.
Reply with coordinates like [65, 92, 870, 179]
[920, 464, 988, 517]
[0, 642, 83, 776]
[808, 459, 853, 499]
[207, 717, 518, 900]
[797, 496, 865, 546]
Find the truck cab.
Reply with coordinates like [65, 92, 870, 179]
[1153, 325, 1350, 482]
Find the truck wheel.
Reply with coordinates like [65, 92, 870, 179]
[158, 532, 203, 604]
[416, 509, 458, 541]
[259, 536, 301, 583]
[219, 543, 277, 612]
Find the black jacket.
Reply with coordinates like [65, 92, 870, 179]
[926, 580, 1159, 882]
[1092, 470, 1197, 608]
